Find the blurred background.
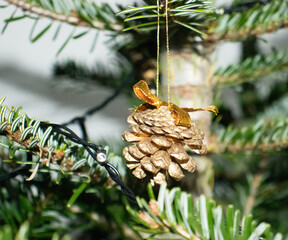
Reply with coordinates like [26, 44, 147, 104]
[1, 0, 288, 238]
[2, 0, 287, 141]
[1, 0, 287, 141]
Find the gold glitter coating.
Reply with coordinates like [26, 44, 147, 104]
[122, 105, 206, 185]
[122, 80, 217, 185]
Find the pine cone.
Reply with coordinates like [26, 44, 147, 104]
[122, 106, 207, 185]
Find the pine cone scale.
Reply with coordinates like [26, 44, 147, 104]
[151, 127, 165, 134]
[151, 135, 172, 148]
[122, 131, 142, 142]
[141, 157, 159, 174]
[137, 139, 159, 155]
[128, 145, 146, 159]
[150, 150, 171, 169]
[168, 162, 184, 181]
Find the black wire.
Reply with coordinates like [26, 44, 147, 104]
[40, 122, 138, 206]
[0, 76, 138, 205]
[78, 118, 88, 141]
[47, 76, 138, 204]
[105, 164, 138, 206]
[86, 84, 124, 116]
[61, 77, 130, 143]
[0, 152, 32, 182]
[62, 78, 128, 126]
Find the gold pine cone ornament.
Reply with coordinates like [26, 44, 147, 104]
[123, 80, 218, 185]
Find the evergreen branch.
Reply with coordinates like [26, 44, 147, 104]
[215, 50, 288, 86]
[4, 0, 123, 31]
[117, 0, 213, 35]
[211, 117, 288, 153]
[0, 97, 124, 182]
[128, 183, 283, 240]
[207, 0, 288, 42]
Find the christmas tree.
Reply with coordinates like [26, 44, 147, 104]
[0, 0, 288, 239]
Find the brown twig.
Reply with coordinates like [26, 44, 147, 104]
[215, 68, 288, 87]
[5, 0, 123, 31]
[0, 125, 59, 163]
[243, 173, 263, 215]
[205, 20, 288, 43]
[208, 135, 288, 154]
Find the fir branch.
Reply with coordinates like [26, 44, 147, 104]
[215, 50, 288, 86]
[207, 0, 288, 42]
[210, 117, 288, 153]
[4, 0, 123, 31]
[117, 0, 213, 35]
[128, 183, 284, 240]
[0, 97, 123, 182]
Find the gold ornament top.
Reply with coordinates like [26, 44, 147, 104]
[133, 80, 218, 128]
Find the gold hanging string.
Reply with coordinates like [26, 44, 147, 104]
[165, 0, 171, 105]
[156, 0, 160, 98]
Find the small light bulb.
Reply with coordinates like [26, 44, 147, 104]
[97, 152, 106, 164]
